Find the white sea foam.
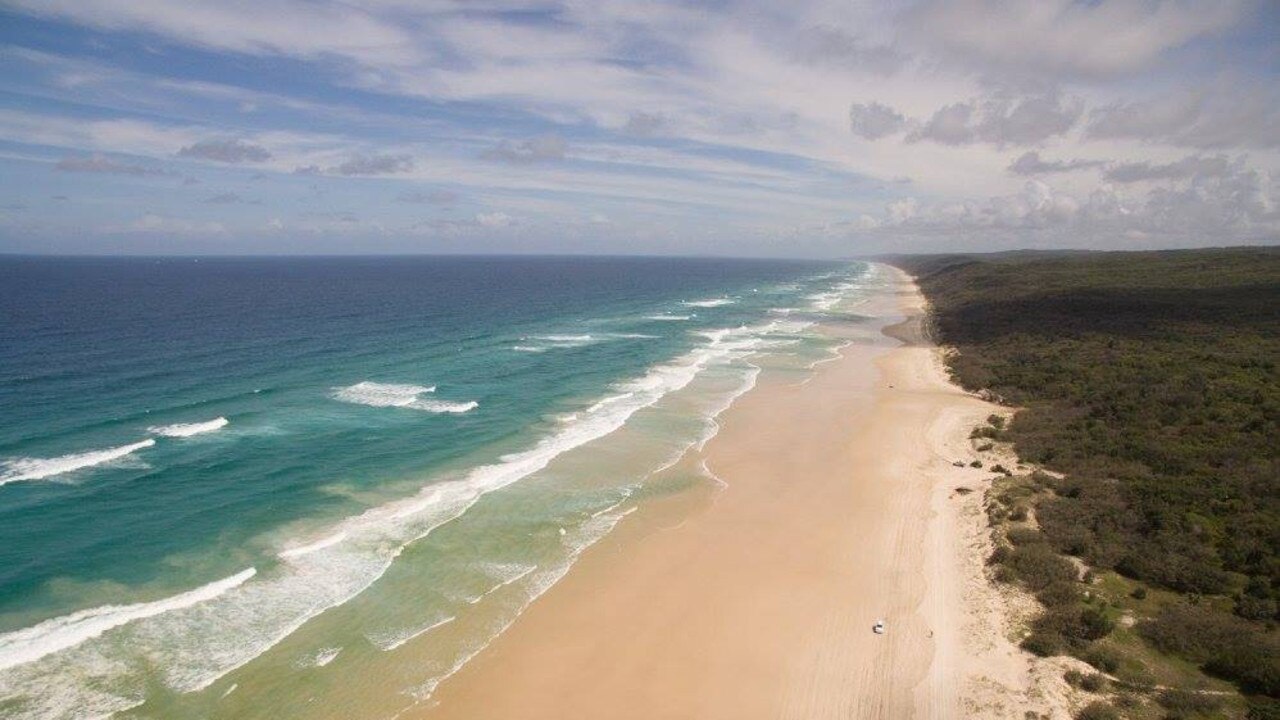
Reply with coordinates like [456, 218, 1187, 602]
[332, 382, 475, 414]
[332, 382, 435, 407]
[644, 314, 692, 321]
[313, 647, 341, 667]
[404, 506, 636, 704]
[807, 339, 853, 371]
[465, 564, 536, 604]
[695, 362, 761, 452]
[807, 270, 870, 312]
[149, 417, 229, 438]
[278, 532, 348, 560]
[367, 616, 456, 652]
[682, 298, 734, 308]
[295, 646, 342, 668]
[0, 568, 256, 673]
[588, 487, 636, 519]
[512, 334, 595, 352]
[700, 458, 728, 489]
[415, 400, 479, 414]
[0, 439, 156, 486]
[0, 321, 778, 717]
[513, 333, 651, 352]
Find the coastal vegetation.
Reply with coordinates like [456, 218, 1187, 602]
[895, 248, 1280, 718]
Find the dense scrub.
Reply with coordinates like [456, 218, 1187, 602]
[895, 248, 1280, 711]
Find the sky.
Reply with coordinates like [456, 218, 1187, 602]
[0, 0, 1277, 257]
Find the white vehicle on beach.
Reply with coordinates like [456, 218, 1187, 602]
[873, 619, 885, 634]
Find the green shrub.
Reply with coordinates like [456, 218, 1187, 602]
[1081, 645, 1121, 673]
[1078, 607, 1115, 641]
[1139, 603, 1263, 662]
[1006, 545, 1077, 590]
[1116, 550, 1232, 596]
[1037, 580, 1080, 607]
[1075, 701, 1119, 720]
[1032, 606, 1115, 647]
[1007, 527, 1045, 546]
[1112, 692, 1139, 709]
[971, 426, 1000, 440]
[1140, 602, 1280, 696]
[1156, 688, 1223, 715]
[1022, 631, 1061, 657]
[1129, 586, 1147, 600]
[1248, 696, 1280, 720]
[1204, 647, 1280, 697]
[970, 459, 984, 468]
[1079, 673, 1106, 692]
[1237, 595, 1279, 622]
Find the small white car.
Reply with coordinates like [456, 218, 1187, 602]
[872, 619, 886, 634]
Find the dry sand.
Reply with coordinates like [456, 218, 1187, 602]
[417, 267, 1058, 719]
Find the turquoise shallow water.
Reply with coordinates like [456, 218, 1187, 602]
[0, 255, 880, 718]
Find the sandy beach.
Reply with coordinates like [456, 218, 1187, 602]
[416, 267, 1035, 719]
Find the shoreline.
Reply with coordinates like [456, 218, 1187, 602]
[414, 267, 1041, 718]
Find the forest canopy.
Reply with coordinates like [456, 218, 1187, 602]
[892, 247, 1280, 708]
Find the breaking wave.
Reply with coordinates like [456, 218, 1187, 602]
[681, 298, 735, 308]
[149, 417, 229, 438]
[0, 321, 778, 718]
[512, 333, 654, 353]
[0, 568, 256, 674]
[0, 439, 156, 487]
[332, 382, 476, 414]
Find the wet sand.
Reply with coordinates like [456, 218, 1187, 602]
[417, 268, 1005, 719]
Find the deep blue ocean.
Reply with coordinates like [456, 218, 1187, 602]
[0, 255, 875, 719]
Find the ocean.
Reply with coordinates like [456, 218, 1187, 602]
[0, 255, 886, 719]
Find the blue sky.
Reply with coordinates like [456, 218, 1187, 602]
[0, 0, 1276, 256]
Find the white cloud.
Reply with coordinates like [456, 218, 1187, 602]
[332, 153, 414, 175]
[6, 0, 421, 67]
[1088, 87, 1280, 149]
[905, 94, 1083, 147]
[126, 213, 227, 235]
[825, 168, 1278, 250]
[1008, 151, 1104, 176]
[848, 102, 906, 140]
[907, 0, 1246, 77]
[56, 153, 169, 176]
[177, 139, 271, 163]
[1, 0, 1276, 254]
[1103, 155, 1235, 183]
[476, 211, 513, 228]
[482, 135, 568, 164]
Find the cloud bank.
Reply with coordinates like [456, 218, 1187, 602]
[0, 0, 1274, 255]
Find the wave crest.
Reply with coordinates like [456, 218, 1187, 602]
[0, 439, 156, 486]
[332, 382, 476, 414]
[149, 417, 229, 438]
[682, 298, 734, 308]
[0, 568, 256, 673]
